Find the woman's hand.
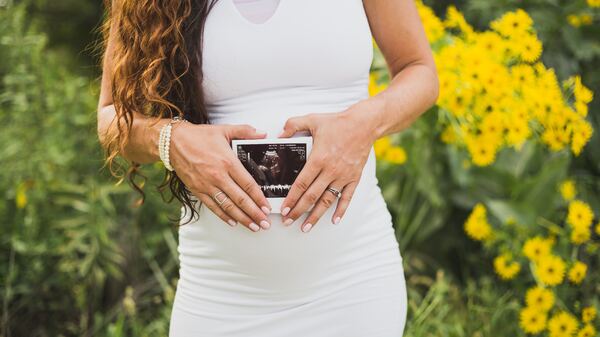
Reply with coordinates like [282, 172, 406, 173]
[170, 123, 272, 232]
[277, 100, 381, 232]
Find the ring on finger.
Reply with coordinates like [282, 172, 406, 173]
[213, 190, 228, 205]
[326, 186, 342, 198]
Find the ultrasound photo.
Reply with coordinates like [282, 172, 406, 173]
[235, 143, 307, 198]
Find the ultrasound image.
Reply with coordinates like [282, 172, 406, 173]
[236, 143, 307, 198]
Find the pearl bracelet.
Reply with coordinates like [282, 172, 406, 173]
[158, 116, 186, 172]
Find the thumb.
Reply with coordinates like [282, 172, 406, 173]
[225, 124, 267, 140]
[278, 115, 314, 138]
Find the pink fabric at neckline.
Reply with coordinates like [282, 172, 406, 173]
[232, 0, 281, 24]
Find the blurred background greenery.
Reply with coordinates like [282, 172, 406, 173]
[0, 0, 598, 336]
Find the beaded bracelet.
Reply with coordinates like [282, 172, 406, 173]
[158, 116, 187, 172]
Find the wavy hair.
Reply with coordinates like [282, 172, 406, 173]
[100, 0, 219, 225]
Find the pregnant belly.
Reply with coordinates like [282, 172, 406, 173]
[176, 158, 400, 301]
[179, 85, 401, 303]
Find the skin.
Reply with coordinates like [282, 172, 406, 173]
[97, 0, 438, 234]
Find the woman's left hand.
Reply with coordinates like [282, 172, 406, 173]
[277, 100, 381, 232]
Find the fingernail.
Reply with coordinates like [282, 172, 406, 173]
[260, 220, 270, 230]
[249, 223, 260, 232]
[228, 219, 237, 227]
[281, 207, 290, 216]
[302, 223, 313, 233]
[261, 206, 271, 215]
[256, 129, 267, 134]
[283, 218, 294, 226]
[333, 216, 341, 225]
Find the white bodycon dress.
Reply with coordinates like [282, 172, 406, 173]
[169, 0, 408, 336]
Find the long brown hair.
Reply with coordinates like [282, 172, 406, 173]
[100, 0, 219, 225]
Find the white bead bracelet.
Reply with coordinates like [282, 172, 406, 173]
[158, 116, 187, 172]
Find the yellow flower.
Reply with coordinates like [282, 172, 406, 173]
[445, 89, 475, 116]
[596, 222, 600, 236]
[374, 137, 392, 158]
[525, 286, 554, 312]
[480, 111, 506, 139]
[465, 134, 500, 166]
[567, 200, 594, 229]
[491, 9, 534, 38]
[536, 255, 566, 286]
[579, 14, 593, 26]
[464, 203, 493, 241]
[542, 127, 569, 151]
[571, 119, 593, 156]
[568, 261, 587, 284]
[384, 146, 407, 165]
[415, 1, 445, 42]
[494, 254, 521, 280]
[368, 73, 387, 97]
[511, 64, 536, 87]
[520, 306, 547, 334]
[441, 125, 457, 144]
[560, 179, 576, 201]
[581, 306, 596, 323]
[569, 13, 592, 26]
[548, 311, 579, 337]
[523, 236, 553, 263]
[505, 116, 531, 149]
[444, 5, 474, 37]
[516, 34, 543, 63]
[577, 324, 596, 337]
[573, 75, 594, 104]
[588, 0, 600, 7]
[571, 226, 591, 245]
[474, 32, 506, 61]
[567, 14, 582, 28]
[575, 101, 589, 117]
[15, 182, 28, 209]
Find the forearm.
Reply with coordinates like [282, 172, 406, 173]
[97, 104, 168, 164]
[350, 62, 439, 140]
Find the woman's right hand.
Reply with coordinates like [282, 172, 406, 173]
[169, 123, 271, 232]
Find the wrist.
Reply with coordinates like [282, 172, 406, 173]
[164, 120, 188, 171]
[341, 96, 388, 143]
[144, 116, 170, 162]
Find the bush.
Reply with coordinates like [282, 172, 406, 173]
[371, 3, 599, 336]
[0, 5, 179, 336]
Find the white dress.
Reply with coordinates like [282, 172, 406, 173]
[169, 0, 408, 336]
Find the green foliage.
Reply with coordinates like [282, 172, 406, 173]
[405, 272, 522, 337]
[14, 0, 104, 73]
[0, 5, 178, 336]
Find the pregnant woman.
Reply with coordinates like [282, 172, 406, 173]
[97, 0, 438, 335]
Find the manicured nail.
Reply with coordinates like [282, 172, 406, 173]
[249, 223, 260, 232]
[227, 219, 237, 227]
[256, 129, 267, 134]
[283, 218, 294, 226]
[333, 216, 341, 225]
[302, 223, 313, 233]
[261, 206, 271, 215]
[281, 207, 290, 216]
[260, 220, 270, 230]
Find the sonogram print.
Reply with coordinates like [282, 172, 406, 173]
[236, 143, 307, 197]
